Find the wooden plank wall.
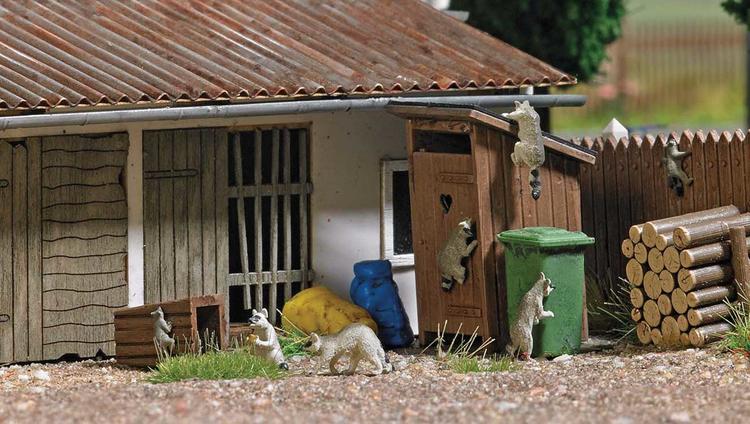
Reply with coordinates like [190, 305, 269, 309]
[0, 140, 43, 363]
[142, 129, 228, 306]
[578, 130, 750, 285]
[486, 130, 583, 342]
[41, 134, 129, 359]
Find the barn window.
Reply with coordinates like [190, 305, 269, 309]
[226, 126, 312, 324]
[381, 159, 414, 267]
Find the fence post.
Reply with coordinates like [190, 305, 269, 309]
[729, 226, 750, 306]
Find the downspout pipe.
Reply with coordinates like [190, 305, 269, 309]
[0, 94, 585, 131]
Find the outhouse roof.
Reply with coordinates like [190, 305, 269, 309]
[0, 0, 575, 113]
[385, 102, 597, 164]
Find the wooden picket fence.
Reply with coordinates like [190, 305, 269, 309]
[577, 129, 750, 283]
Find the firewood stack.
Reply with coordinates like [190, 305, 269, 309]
[622, 205, 743, 348]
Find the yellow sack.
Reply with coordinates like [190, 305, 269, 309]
[282, 286, 377, 335]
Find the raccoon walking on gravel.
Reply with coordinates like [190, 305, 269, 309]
[506, 272, 555, 360]
[305, 323, 391, 376]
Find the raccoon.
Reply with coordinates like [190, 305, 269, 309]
[437, 218, 478, 291]
[506, 272, 555, 360]
[151, 306, 175, 357]
[305, 323, 391, 376]
[248, 308, 288, 370]
[662, 139, 693, 197]
[504, 100, 545, 199]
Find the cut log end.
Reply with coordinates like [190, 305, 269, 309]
[661, 316, 680, 346]
[663, 247, 681, 274]
[655, 233, 673, 251]
[648, 248, 665, 273]
[626, 259, 644, 287]
[629, 224, 644, 243]
[642, 223, 658, 248]
[644, 271, 662, 300]
[630, 287, 645, 308]
[630, 308, 642, 322]
[622, 239, 635, 258]
[659, 270, 675, 293]
[636, 321, 652, 345]
[671, 289, 689, 314]
[643, 299, 661, 328]
[680, 332, 691, 347]
[650, 328, 664, 347]
[657, 294, 672, 316]
[634, 243, 648, 264]
[677, 314, 689, 332]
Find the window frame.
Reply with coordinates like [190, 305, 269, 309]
[380, 159, 415, 267]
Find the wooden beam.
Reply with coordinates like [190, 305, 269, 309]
[730, 226, 750, 305]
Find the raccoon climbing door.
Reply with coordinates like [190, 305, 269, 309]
[410, 151, 496, 344]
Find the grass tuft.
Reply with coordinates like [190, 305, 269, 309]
[277, 313, 310, 358]
[587, 272, 636, 341]
[278, 327, 310, 358]
[447, 355, 516, 374]
[719, 300, 750, 354]
[423, 321, 516, 374]
[148, 350, 286, 383]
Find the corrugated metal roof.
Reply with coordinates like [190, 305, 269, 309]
[0, 0, 575, 112]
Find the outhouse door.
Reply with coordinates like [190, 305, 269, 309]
[411, 151, 495, 343]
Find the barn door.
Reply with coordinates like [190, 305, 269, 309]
[142, 129, 228, 305]
[0, 134, 128, 364]
[41, 134, 129, 360]
[0, 139, 42, 364]
[411, 152, 487, 339]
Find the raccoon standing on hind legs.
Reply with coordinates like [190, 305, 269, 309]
[504, 100, 545, 200]
[506, 272, 555, 360]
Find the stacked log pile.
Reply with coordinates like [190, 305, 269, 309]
[623, 205, 743, 348]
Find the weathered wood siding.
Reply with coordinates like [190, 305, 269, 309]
[41, 134, 129, 359]
[0, 134, 128, 364]
[142, 129, 228, 305]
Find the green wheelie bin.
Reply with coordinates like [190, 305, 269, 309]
[497, 227, 594, 357]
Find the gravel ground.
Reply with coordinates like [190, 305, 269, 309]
[1, 344, 749, 424]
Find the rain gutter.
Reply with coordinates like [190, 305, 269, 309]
[0, 94, 586, 131]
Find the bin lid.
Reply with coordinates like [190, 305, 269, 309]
[497, 227, 595, 248]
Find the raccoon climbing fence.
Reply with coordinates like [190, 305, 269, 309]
[577, 130, 750, 288]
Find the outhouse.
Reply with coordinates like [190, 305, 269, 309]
[386, 102, 597, 347]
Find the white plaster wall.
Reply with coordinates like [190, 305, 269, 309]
[0, 109, 419, 333]
[309, 110, 418, 333]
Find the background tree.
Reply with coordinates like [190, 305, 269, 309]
[451, 0, 626, 83]
[721, 0, 750, 127]
[722, 0, 750, 27]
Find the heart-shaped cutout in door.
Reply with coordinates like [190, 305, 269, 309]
[440, 193, 452, 214]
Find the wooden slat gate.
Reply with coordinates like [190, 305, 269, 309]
[0, 134, 129, 364]
[226, 127, 313, 324]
